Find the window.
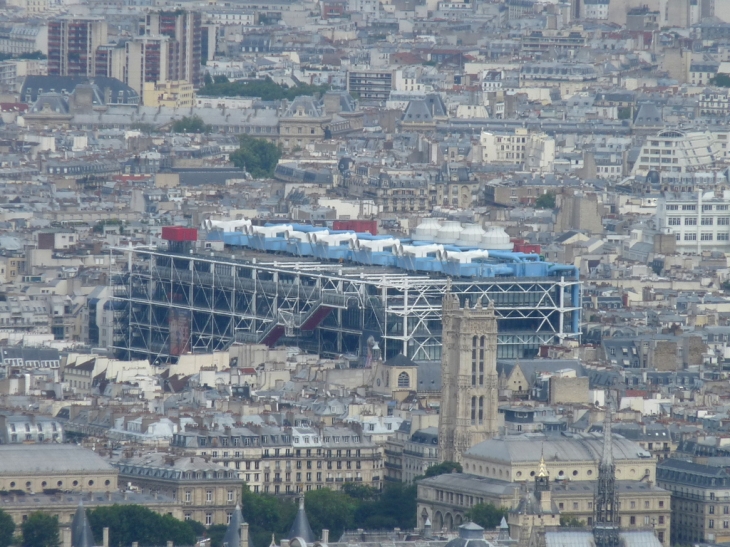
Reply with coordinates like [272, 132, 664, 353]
[630, 516, 636, 525]
[206, 513, 213, 526]
[719, 233, 729, 241]
[228, 490, 234, 502]
[682, 204, 697, 211]
[397, 372, 410, 388]
[206, 490, 213, 503]
[666, 204, 679, 210]
[685, 233, 697, 241]
[719, 217, 730, 225]
[710, 519, 715, 529]
[702, 233, 714, 241]
[659, 516, 665, 524]
[668, 217, 681, 226]
[685, 218, 697, 225]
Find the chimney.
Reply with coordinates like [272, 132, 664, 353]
[61, 527, 72, 547]
[103, 527, 109, 547]
[322, 530, 329, 544]
[241, 522, 250, 547]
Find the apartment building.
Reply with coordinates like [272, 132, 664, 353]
[481, 128, 555, 171]
[631, 130, 721, 178]
[171, 425, 384, 495]
[657, 459, 730, 545]
[115, 453, 242, 526]
[48, 18, 108, 77]
[656, 191, 730, 254]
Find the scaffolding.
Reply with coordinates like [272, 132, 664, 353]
[110, 247, 582, 365]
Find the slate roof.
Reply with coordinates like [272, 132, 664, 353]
[223, 504, 247, 547]
[464, 432, 652, 463]
[288, 496, 316, 543]
[0, 445, 114, 474]
[71, 502, 95, 547]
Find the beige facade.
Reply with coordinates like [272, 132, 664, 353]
[416, 473, 670, 546]
[438, 294, 499, 464]
[0, 444, 118, 494]
[171, 426, 384, 496]
[116, 454, 243, 526]
[143, 80, 195, 108]
[1, 492, 182, 527]
[460, 434, 658, 484]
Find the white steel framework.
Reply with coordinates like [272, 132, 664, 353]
[110, 247, 582, 365]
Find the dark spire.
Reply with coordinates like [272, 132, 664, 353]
[223, 504, 247, 547]
[593, 399, 620, 547]
[71, 501, 95, 547]
[287, 495, 316, 543]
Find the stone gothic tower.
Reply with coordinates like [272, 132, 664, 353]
[438, 292, 499, 463]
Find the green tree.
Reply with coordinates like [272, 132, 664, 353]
[560, 515, 585, 527]
[230, 136, 281, 178]
[87, 505, 196, 547]
[0, 509, 15, 547]
[21, 513, 59, 547]
[465, 503, 507, 530]
[204, 72, 214, 86]
[241, 485, 297, 547]
[535, 192, 556, 209]
[197, 77, 328, 100]
[304, 489, 357, 540]
[424, 461, 462, 478]
[206, 524, 229, 547]
[171, 115, 211, 134]
[711, 73, 730, 87]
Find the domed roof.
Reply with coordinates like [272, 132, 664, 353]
[456, 224, 486, 247]
[479, 227, 513, 250]
[436, 221, 463, 244]
[444, 522, 494, 547]
[413, 218, 442, 241]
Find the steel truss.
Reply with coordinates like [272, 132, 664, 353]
[110, 248, 582, 365]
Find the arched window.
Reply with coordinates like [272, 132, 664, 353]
[471, 336, 478, 386]
[397, 372, 410, 388]
[479, 336, 485, 385]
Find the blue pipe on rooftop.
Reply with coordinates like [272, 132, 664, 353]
[485, 250, 524, 262]
[571, 282, 581, 333]
[548, 265, 579, 280]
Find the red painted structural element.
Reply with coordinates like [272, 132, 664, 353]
[333, 220, 378, 235]
[162, 227, 198, 242]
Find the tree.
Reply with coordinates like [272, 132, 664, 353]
[171, 115, 211, 134]
[197, 77, 329, 100]
[711, 73, 730, 87]
[0, 509, 15, 547]
[204, 72, 213, 87]
[465, 503, 507, 530]
[560, 515, 585, 527]
[87, 505, 196, 547]
[206, 524, 229, 547]
[21, 513, 59, 547]
[535, 192, 556, 209]
[304, 489, 357, 540]
[241, 485, 297, 547]
[230, 136, 281, 179]
[424, 461, 462, 478]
